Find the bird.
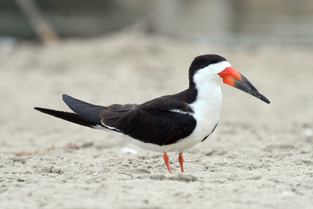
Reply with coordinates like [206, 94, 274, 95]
[35, 54, 270, 173]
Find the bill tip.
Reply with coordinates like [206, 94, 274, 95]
[261, 96, 270, 104]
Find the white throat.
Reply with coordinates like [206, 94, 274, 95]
[188, 61, 231, 143]
[191, 61, 231, 109]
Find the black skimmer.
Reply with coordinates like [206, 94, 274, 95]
[35, 54, 270, 173]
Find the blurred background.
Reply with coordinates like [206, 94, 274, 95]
[1, 2, 313, 208]
[1, 0, 313, 47]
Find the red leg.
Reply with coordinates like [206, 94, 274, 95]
[179, 152, 184, 172]
[163, 152, 172, 173]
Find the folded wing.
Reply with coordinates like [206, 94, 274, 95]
[36, 94, 196, 146]
[105, 97, 196, 145]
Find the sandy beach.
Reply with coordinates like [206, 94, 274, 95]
[0, 31, 312, 209]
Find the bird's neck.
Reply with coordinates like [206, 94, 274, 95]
[187, 76, 223, 128]
[193, 80, 222, 107]
[175, 77, 223, 107]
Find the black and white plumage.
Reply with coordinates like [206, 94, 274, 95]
[35, 54, 270, 173]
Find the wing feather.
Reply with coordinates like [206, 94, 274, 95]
[61, 94, 196, 145]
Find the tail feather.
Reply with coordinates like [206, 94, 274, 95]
[62, 94, 105, 126]
[34, 107, 96, 128]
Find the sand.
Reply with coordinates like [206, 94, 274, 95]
[0, 31, 312, 209]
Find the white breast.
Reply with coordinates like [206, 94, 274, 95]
[160, 81, 222, 152]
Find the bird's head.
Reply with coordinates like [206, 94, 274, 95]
[189, 54, 270, 104]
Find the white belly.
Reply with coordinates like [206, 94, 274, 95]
[129, 85, 223, 153]
[128, 102, 221, 153]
